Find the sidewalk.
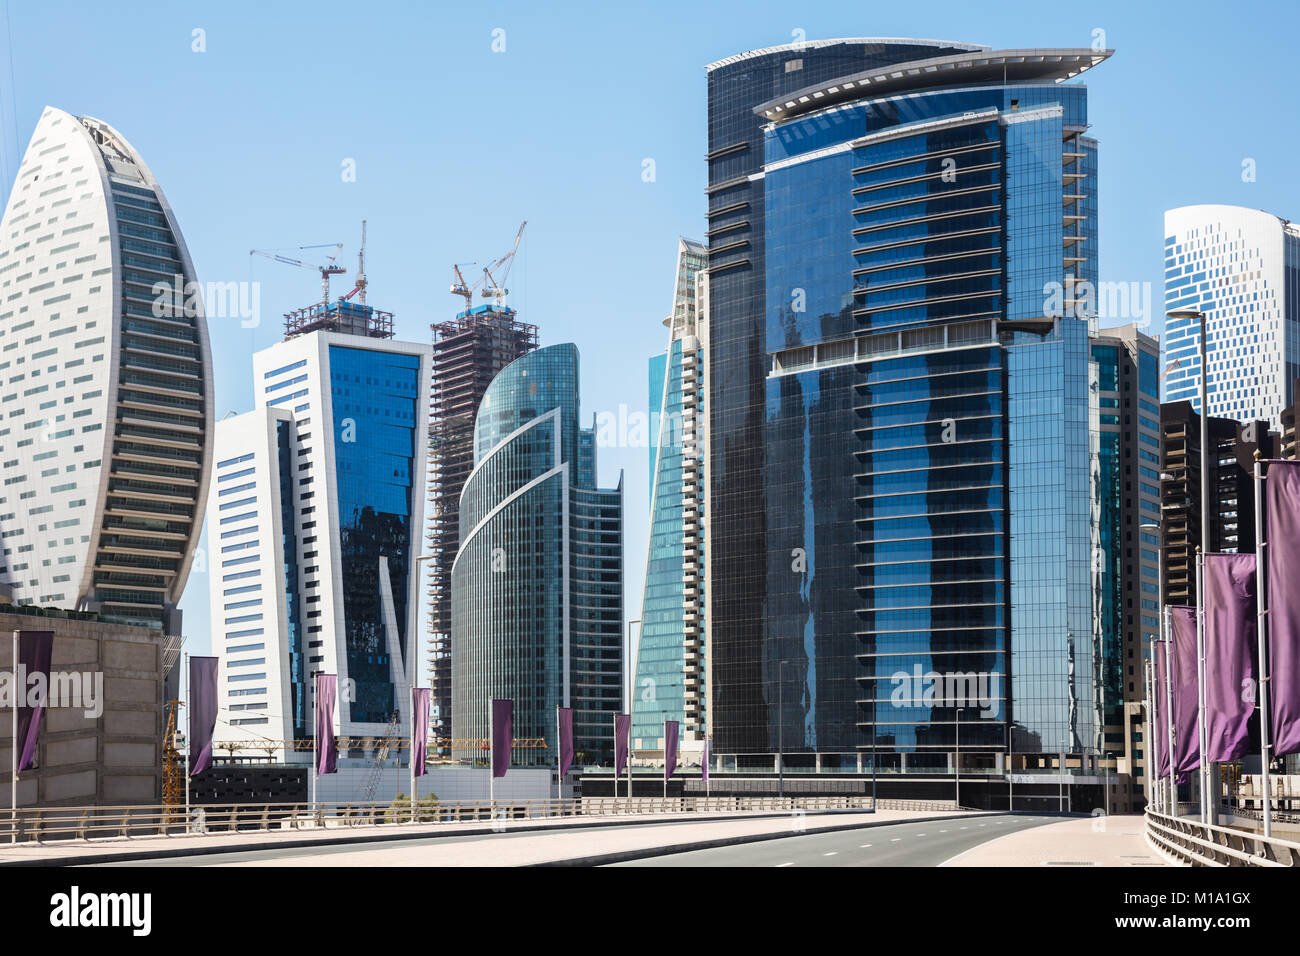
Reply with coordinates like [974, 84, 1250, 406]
[940, 814, 1165, 867]
[0, 807, 991, 867]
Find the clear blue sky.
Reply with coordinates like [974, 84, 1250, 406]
[2, 0, 1296, 660]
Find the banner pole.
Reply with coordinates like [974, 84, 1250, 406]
[1164, 608, 1176, 816]
[1196, 551, 1211, 824]
[1254, 456, 1273, 838]
[554, 705, 561, 808]
[487, 696, 494, 808]
[1143, 658, 1152, 812]
[10, 630, 16, 842]
[311, 677, 317, 814]
[410, 688, 416, 823]
[663, 719, 667, 799]
[184, 653, 191, 832]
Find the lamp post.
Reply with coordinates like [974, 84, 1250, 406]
[625, 619, 639, 802]
[1167, 307, 1213, 825]
[772, 658, 797, 800]
[1103, 751, 1113, 817]
[413, 553, 435, 761]
[777, 659, 785, 799]
[1140, 517, 1165, 812]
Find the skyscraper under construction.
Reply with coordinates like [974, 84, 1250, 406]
[426, 302, 537, 749]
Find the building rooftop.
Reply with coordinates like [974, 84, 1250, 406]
[754, 47, 1113, 122]
[707, 36, 987, 72]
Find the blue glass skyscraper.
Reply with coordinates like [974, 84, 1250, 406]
[706, 40, 1113, 770]
[451, 344, 624, 767]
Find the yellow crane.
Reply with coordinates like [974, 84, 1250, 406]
[162, 699, 184, 822]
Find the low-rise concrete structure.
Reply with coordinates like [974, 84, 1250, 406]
[0, 607, 167, 806]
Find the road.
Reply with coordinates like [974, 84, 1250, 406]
[609, 814, 1060, 866]
[82, 813, 1056, 867]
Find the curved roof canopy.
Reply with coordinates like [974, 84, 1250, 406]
[754, 48, 1113, 122]
[707, 36, 988, 72]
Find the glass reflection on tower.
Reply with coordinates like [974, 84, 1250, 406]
[708, 39, 1113, 764]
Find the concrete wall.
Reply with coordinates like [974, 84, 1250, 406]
[309, 762, 553, 804]
[0, 612, 164, 806]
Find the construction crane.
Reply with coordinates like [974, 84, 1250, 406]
[250, 242, 346, 308]
[162, 699, 184, 823]
[361, 711, 402, 803]
[481, 221, 526, 308]
[340, 221, 368, 305]
[449, 262, 481, 312]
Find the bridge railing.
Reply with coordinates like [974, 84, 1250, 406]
[0, 795, 959, 846]
[1145, 809, 1300, 867]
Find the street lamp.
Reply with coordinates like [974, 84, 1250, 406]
[1103, 751, 1114, 817]
[1167, 307, 1213, 824]
[1140, 519, 1169, 813]
[626, 619, 639, 801]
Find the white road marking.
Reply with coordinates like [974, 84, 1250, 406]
[777, 862, 794, 867]
[823, 851, 838, 857]
[890, 837, 902, 842]
[859, 844, 872, 848]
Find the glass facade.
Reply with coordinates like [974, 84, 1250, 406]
[278, 419, 307, 741]
[452, 344, 623, 766]
[328, 345, 421, 724]
[708, 39, 1111, 761]
[707, 38, 992, 758]
[632, 238, 708, 751]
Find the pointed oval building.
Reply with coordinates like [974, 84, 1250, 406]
[0, 107, 213, 631]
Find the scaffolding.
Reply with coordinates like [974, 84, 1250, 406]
[284, 299, 394, 340]
[426, 304, 537, 751]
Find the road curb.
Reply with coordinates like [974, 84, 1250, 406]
[528, 811, 1002, 867]
[0, 808, 948, 868]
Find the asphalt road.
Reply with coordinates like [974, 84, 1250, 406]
[82, 813, 1057, 867]
[608, 813, 1061, 866]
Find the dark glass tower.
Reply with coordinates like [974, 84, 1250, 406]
[706, 40, 1113, 768]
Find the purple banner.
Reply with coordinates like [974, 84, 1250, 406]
[1154, 642, 1170, 777]
[491, 698, 512, 778]
[15, 630, 53, 772]
[1266, 459, 1300, 756]
[614, 713, 630, 775]
[315, 674, 337, 774]
[1170, 606, 1200, 776]
[1204, 554, 1257, 763]
[664, 720, 679, 782]
[188, 657, 219, 775]
[412, 687, 430, 778]
[557, 706, 574, 778]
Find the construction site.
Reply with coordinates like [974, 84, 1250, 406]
[251, 222, 394, 341]
[149, 221, 546, 810]
[425, 223, 538, 753]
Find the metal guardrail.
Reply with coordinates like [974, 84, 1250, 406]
[1145, 809, 1300, 867]
[0, 795, 959, 847]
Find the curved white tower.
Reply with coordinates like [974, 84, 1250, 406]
[1164, 204, 1300, 427]
[0, 106, 213, 630]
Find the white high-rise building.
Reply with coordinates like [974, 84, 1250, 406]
[207, 328, 430, 759]
[0, 107, 212, 630]
[1164, 204, 1300, 426]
